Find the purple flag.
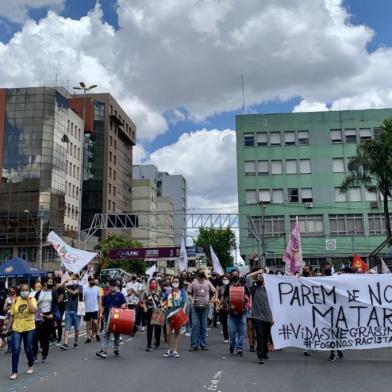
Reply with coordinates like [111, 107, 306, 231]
[283, 217, 303, 275]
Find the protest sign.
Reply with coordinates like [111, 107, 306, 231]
[264, 274, 392, 351]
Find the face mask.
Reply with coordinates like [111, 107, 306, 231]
[150, 283, 158, 290]
[324, 269, 332, 276]
[232, 276, 239, 282]
[172, 283, 179, 289]
[223, 280, 229, 285]
[302, 271, 310, 277]
[89, 282, 95, 286]
[20, 291, 29, 299]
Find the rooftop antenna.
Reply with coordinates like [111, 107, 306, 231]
[241, 74, 246, 114]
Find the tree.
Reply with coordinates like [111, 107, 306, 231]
[96, 235, 145, 275]
[341, 117, 392, 239]
[194, 227, 236, 270]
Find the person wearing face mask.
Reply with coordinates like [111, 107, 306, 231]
[60, 274, 83, 351]
[4, 287, 18, 354]
[8, 284, 37, 380]
[83, 276, 101, 343]
[96, 280, 127, 358]
[142, 278, 162, 351]
[187, 269, 217, 351]
[223, 269, 251, 356]
[32, 277, 57, 363]
[250, 273, 274, 364]
[218, 275, 230, 343]
[162, 277, 187, 358]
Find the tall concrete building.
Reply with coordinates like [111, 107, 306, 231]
[0, 87, 84, 268]
[69, 93, 136, 234]
[133, 164, 187, 246]
[236, 109, 392, 267]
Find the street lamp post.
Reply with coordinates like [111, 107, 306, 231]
[72, 82, 97, 248]
[24, 209, 43, 270]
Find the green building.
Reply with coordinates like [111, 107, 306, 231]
[236, 109, 392, 268]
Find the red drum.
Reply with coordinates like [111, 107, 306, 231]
[167, 308, 188, 330]
[107, 308, 135, 335]
[229, 286, 245, 314]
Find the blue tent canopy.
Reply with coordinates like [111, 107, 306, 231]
[0, 256, 46, 279]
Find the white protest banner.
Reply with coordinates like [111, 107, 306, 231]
[146, 264, 157, 277]
[210, 245, 224, 276]
[48, 231, 97, 274]
[178, 238, 188, 272]
[264, 274, 392, 351]
[381, 258, 391, 274]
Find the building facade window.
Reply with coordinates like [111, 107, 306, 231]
[286, 160, 297, 174]
[365, 187, 377, 202]
[258, 161, 269, 175]
[301, 188, 313, 202]
[332, 158, 345, 173]
[256, 133, 267, 146]
[359, 128, 372, 142]
[264, 216, 285, 236]
[330, 129, 342, 143]
[335, 188, 347, 202]
[329, 214, 364, 235]
[298, 131, 309, 145]
[348, 187, 362, 202]
[272, 189, 284, 204]
[271, 160, 283, 175]
[368, 213, 391, 235]
[288, 188, 299, 202]
[299, 159, 311, 174]
[259, 190, 271, 203]
[284, 132, 296, 145]
[244, 133, 254, 147]
[246, 190, 257, 204]
[244, 161, 256, 175]
[345, 129, 357, 143]
[290, 215, 324, 236]
[270, 132, 281, 145]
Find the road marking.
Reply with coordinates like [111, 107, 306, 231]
[203, 371, 223, 392]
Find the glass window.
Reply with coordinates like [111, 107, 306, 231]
[349, 188, 362, 202]
[332, 158, 345, 173]
[359, 128, 372, 142]
[272, 189, 284, 204]
[345, 129, 357, 143]
[330, 129, 342, 143]
[301, 188, 313, 202]
[245, 161, 256, 175]
[284, 132, 296, 145]
[368, 213, 392, 235]
[246, 190, 257, 204]
[257, 161, 269, 175]
[329, 214, 364, 235]
[286, 160, 297, 174]
[269, 133, 281, 145]
[335, 188, 347, 202]
[250, 216, 285, 237]
[288, 188, 299, 202]
[299, 159, 311, 174]
[259, 190, 271, 202]
[256, 133, 267, 146]
[298, 131, 309, 145]
[244, 133, 254, 147]
[271, 160, 283, 174]
[290, 215, 324, 235]
[365, 187, 377, 202]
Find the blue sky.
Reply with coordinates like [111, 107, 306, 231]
[0, 0, 391, 208]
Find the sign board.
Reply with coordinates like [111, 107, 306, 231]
[109, 246, 204, 260]
[265, 274, 392, 351]
[326, 239, 337, 250]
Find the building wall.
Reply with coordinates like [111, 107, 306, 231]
[157, 197, 174, 246]
[0, 89, 6, 189]
[236, 109, 392, 266]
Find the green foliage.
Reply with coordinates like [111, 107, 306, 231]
[194, 227, 236, 270]
[341, 117, 392, 238]
[96, 235, 145, 275]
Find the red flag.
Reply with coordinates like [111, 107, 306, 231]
[351, 254, 368, 273]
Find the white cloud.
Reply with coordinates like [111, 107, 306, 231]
[148, 129, 237, 209]
[0, 0, 64, 23]
[0, 0, 392, 142]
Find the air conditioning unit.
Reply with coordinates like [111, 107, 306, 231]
[304, 202, 314, 208]
[370, 201, 379, 209]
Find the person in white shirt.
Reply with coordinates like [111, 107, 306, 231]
[83, 276, 101, 343]
[125, 276, 144, 333]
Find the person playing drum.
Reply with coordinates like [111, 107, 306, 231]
[96, 280, 127, 359]
[161, 276, 187, 358]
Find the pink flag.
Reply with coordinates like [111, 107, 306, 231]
[283, 217, 304, 275]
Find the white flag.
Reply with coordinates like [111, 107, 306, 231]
[179, 238, 188, 272]
[80, 271, 90, 288]
[381, 258, 391, 274]
[331, 265, 336, 275]
[210, 245, 224, 276]
[48, 231, 97, 274]
[146, 264, 157, 277]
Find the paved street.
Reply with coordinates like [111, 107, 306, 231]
[1, 326, 392, 392]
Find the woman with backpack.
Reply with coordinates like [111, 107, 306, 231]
[32, 277, 58, 363]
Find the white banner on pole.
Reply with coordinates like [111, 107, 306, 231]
[264, 274, 392, 351]
[210, 245, 224, 276]
[146, 264, 157, 277]
[48, 231, 97, 274]
[178, 238, 188, 272]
